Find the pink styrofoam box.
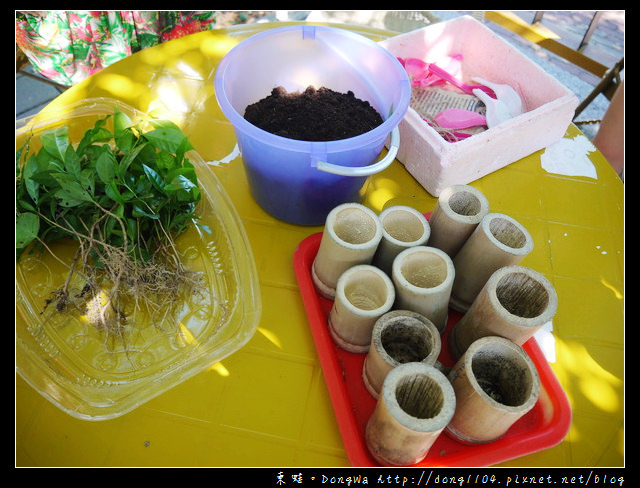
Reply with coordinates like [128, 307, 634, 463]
[379, 15, 579, 196]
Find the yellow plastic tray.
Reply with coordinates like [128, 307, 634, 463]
[16, 98, 261, 420]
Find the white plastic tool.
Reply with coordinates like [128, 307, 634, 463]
[472, 77, 523, 117]
[472, 88, 514, 128]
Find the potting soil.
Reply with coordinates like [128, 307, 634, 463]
[244, 86, 383, 141]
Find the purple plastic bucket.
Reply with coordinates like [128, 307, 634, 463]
[214, 25, 411, 225]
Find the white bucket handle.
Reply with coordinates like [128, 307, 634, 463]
[315, 127, 400, 177]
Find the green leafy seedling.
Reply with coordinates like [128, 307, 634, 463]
[16, 110, 207, 340]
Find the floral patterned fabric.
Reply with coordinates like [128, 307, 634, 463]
[16, 11, 219, 86]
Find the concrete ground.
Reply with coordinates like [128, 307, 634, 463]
[16, 10, 624, 141]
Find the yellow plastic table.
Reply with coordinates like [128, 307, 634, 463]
[16, 22, 624, 468]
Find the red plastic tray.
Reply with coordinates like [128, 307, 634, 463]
[293, 231, 572, 467]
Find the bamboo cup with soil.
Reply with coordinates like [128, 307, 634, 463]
[391, 246, 455, 334]
[446, 336, 540, 444]
[450, 213, 533, 312]
[449, 265, 558, 359]
[427, 184, 489, 258]
[328, 264, 395, 352]
[372, 205, 430, 275]
[312, 203, 382, 299]
[365, 362, 456, 466]
[363, 310, 441, 398]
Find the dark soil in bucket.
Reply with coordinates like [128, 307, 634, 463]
[244, 86, 383, 141]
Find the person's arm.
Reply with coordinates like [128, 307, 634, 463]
[593, 80, 624, 177]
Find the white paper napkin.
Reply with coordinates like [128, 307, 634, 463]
[541, 134, 597, 179]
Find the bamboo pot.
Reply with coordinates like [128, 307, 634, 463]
[328, 265, 395, 352]
[446, 336, 540, 444]
[428, 184, 489, 258]
[391, 246, 455, 333]
[449, 265, 558, 359]
[450, 213, 533, 312]
[365, 362, 456, 466]
[363, 310, 441, 398]
[312, 203, 382, 299]
[372, 205, 430, 275]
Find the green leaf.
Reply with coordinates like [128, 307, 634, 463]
[142, 164, 166, 193]
[16, 196, 37, 213]
[117, 142, 147, 178]
[16, 212, 40, 249]
[132, 204, 159, 220]
[41, 126, 69, 162]
[126, 217, 138, 244]
[155, 150, 177, 171]
[53, 178, 94, 205]
[175, 137, 194, 164]
[79, 169, 95, 197]
[164, 174, 199, 202]
[144, 121, 194, 154]
[64, 144, 82, 177]
[132, 175, 153, 197]
[55, 188, 89, 207]
[116, 128, 135, 153]
[16, 136, 30, 178]
[167, 165, 198, 185]
[22, 154, 41, 204]
[96, 150, 116, 183]
[77, 117, 111, 154]
[105, 180, 125, 204]
[113, 109, 133, 136]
